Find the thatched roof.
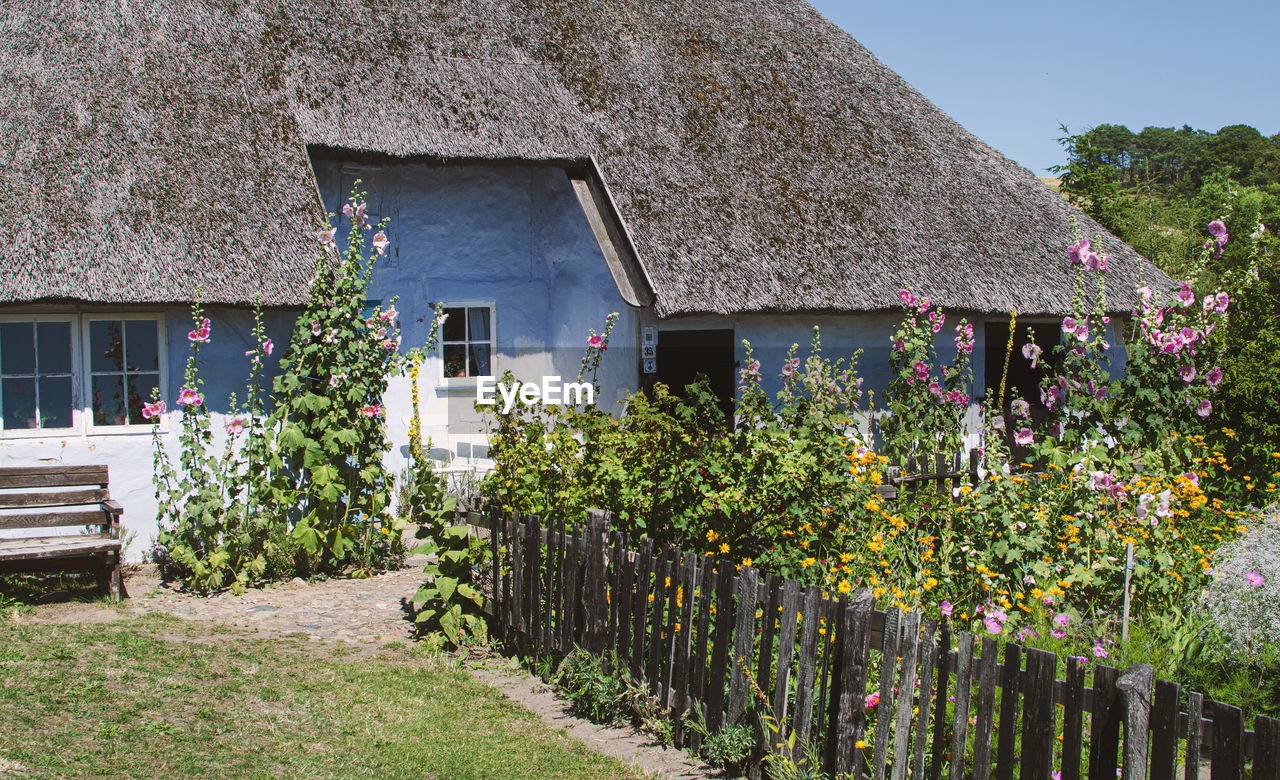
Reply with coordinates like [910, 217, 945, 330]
[0, 0, 1168, 316]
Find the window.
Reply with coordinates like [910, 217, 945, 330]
[0, 313, 165, 435]
[441, 305, 493, 379]
[0, 318, 75, 430]
[85, 318, 161, 427]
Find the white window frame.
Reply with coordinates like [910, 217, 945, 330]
[438, 301, 496, 387]
[0, 313, 82, 438]
[81, 313, 169, 436]
[0, 311, 168, 438]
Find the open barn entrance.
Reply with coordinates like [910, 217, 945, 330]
[654, 329, 735, 427]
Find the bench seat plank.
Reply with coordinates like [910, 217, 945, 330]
[0, 466, 109, 490]
[0, 509, 116, 531]
[0, 533, 122, 562]
[0, 489, 110, 509]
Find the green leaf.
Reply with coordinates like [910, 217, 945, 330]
[436, 576, 458, 602]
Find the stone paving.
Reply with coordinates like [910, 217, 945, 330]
[121, 554, 430, 644]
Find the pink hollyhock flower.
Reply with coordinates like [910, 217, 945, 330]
[865, 692, 880, 709]
[383, 339, 395, 350]
[315, 227, 336, 246]
[1215, 292, 1230, 313]
[261, 338, 273, 356]
[781, 357, 800, 377]
[141, 401, 166, 420]
[1177, 282, 1195, 307]
[893, 338, 906, 351]
[372, 232, 390, 256]
[1061, 316, 1077, 335]
[381, 305, 398, 323]
[176, 388, 203, 407]
[1014, 427, 1033, 446]
[1206, 366, 1223, 390]
[225, 416, 245, 434]
[928, 380, 943, 399]
[362, 404, 381, 418]
[1248, 571, 1265, 587]
[1010, 399, 1030, 418]
[1216, 232, 1229, 247]
[991, 415, 1005, 431]
[1179, 365, 1196, 383]
[1196, 399, 1212, 418]
[1208, 219, 1227, 237]
[1068, 238, 1091, 265]
[898, 289, 915, 306]
[587, 334, 606, 350]
[939, 601, 953, 617]
[1021, 342, 1042, 367]
[1203, 295, 1216, 314]
[187, 319, 211, 343]
[311, 320, 321, 336]
[913, 361, 928, 379]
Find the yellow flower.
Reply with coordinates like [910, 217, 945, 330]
[802, 557, 816, 568]
[719, 542, 730, 554]
[706, 529, 718, 543]
[742, 557, 753, 568]
[838, 580, 852, 594]
[855, 740, 868, 750]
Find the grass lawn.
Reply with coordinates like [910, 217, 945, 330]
[0, 611, 645, 779]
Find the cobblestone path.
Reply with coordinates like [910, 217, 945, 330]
[121, 554, 429, 644]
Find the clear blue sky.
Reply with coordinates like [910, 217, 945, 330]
[808, 0, 1280, 176]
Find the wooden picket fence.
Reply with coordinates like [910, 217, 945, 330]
[878, 450, 981, 504]
[485, 509, 1280, 779]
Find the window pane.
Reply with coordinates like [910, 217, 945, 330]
[443, 344, 467, 378]
[467, 307, 491, 342]
[91, 374, 128, 426]
[2, 377, 36, 429]
[38, 375, 73, 428]
[0, 322, 34, 375]
[127, 373, 159, 425]
[124, 320, 159, 372]
[441, 308, 465, 342]
[89, 321, 125, 373]
[36, 322, 72, 375]
[469, 344, 491, 377]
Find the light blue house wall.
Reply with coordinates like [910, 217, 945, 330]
[1, 162, 640, 560]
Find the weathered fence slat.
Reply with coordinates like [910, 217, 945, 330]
[564, 529, 581, 648]
[647, 550, 670, 698]
[771, 578, 802, 748]
[672, 551, 697, 742]
[1116, 663, 1153, 780]
[729, 566, 759, 726]
[871, 607, 901, 780]
[692, 556, 716, 715]
[1148, 679, 1180, 780]
[832, 590, 875, 777]
[1254, 715, 1280, 780]
[816, 596, 837, 751]
[1185, 692, 1203, 780]
[526, 517, 541, 666]
[661, 548, 682, 702]
[1020, 648, 1058, 780]
[631, 538, 653, 681]
[1211, 701, 1243, 780]
[541, 519, 556, 669]
[756, 573, 781, 718]
[972, 636, 999, 780]
[1063, 656, 1085, 780]
[794, 584, 824, 765]
[582, 511, 608, 653]
[910, 620, 938, 780]
[511, 516, 524, 636]
[1089, 665, 1121, 780]
[706, 559, 735, 733]
[993, 641, 1021, 780]
[489, 506, 503, 633]
[552, 518, 565, 654]
[617, 533, 634, 668]
[607, 530, 625, 660]
[889, 610, 921, 780]
[949, 632, 976, 780]
[929, 621, 952, 780]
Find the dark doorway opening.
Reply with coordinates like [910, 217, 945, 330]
[984, 322, 1059, 457]
[654, 329, 735, 425]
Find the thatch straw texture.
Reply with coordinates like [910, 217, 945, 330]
[0, 0, 1167, 315]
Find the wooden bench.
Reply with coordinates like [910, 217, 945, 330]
[0, 465, 125, 601]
